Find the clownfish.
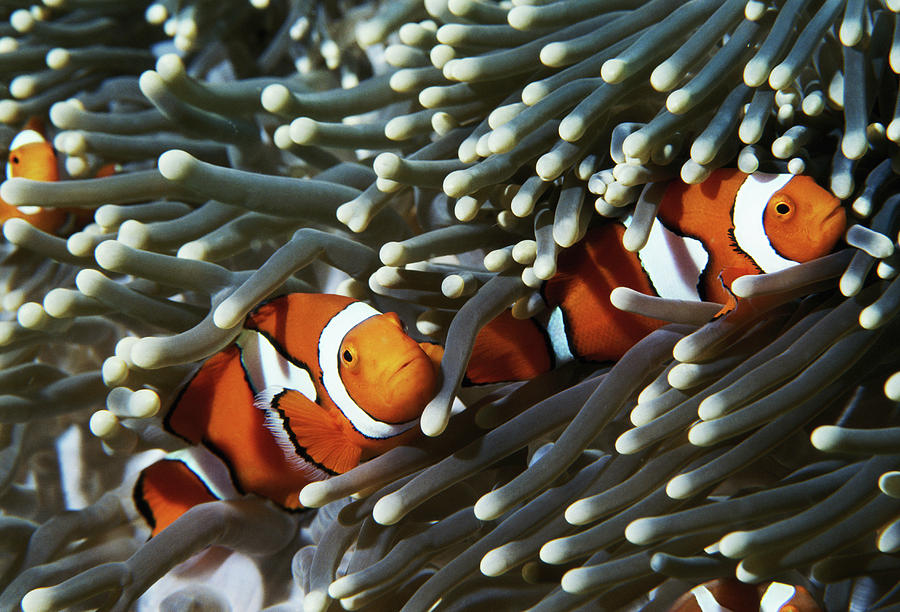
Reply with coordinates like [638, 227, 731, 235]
[667, 578, 821, 612]
[0, 118, 66, 233]
[467, 170, 847, 384]
[0, 118, 116, 234]
[134, 293, 443, 536]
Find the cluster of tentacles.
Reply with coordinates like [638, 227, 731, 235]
[0, 0, 900, 610]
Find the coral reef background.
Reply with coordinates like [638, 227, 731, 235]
[1, 0, 900, 610]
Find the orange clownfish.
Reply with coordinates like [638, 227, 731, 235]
[667, 578, 821, 612]
[134, 293, 443, 536]
[0, 119, 66, 233]
[467, 170, 847, 384]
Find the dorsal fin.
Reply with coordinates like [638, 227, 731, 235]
[246, 293, 357, 368]
[22, 117, 43, 135]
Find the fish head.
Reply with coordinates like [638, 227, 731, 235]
[338, 311, 438, 424]
[762, 175, 846, 263]
[0, 125, 65, 232]
[7, 129, 58, 182]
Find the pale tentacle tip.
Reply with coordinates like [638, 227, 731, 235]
[372, 152, 401, 178]
[420, 406, 449, 437]
[260, 84, 290, 113]
[155, 52, 185, 81]
[213, 302, 244, 330]
[157, 149, 195, 181]
[45, 48, 69, 70]
[130, 338, 165, 370]
[665, 474, 691, 499]
[131, 389, 160, 418]
[137, 69, 166, 98]
[89, 409, 118, 438]
[624, 519, 650, 545]
[177, 241, 207, 260]
[116, 220, 150, 249]
[102, 356, 129, 387]
[809, 425, 840, 451]
[297, 481, 327, 508]
[379, 242, 406, 266]
[21, 587, 54, 612]
[371, 494, 402, 525]
[507, 6, 538, 30]
[537, 538, 565, 565]
[473, 491, 503, 521]
[560, 567, 589, 594]
[302, 590, 329, 612]
[563, 500, 589, 526]
[716, 531, 748, 559]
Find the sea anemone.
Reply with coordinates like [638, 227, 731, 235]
[1, 0, 900, 610]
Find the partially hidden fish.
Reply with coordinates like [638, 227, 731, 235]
[0, 118, 66, 233]
[467, 170, 847, 384]
[134, 293, 443, 536]
[668, 578, 821, 612]
[0, 118, 115, 234]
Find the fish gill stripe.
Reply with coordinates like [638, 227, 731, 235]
[232, 333, 334, 480]
[732, 173, 798, 274]
[238, 328, 317, 403]
[318, 301, 420, 440]
[635, 217, 709, 302]
[9, 129, 45, 151]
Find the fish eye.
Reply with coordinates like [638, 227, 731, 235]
[770, 195, 793, 216]
[10, 156, 18, 164]
[342, 349, 353, 363]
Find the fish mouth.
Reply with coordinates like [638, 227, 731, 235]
[823, 206, 845, 222]
[388, 355, 426, 390]
[392, 356, 418, 378]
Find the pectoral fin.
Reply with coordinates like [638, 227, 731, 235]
[259, 388, 362, 475]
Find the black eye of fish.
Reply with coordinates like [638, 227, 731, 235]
[10, 156, 18, 164]
[776, 202, 790, 215]
[342, 349, 353, 362]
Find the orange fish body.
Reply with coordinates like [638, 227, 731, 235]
[0, 119, 118, 234]
[467, 170, 846, 384]
[135, 294, 442, 536]
[668, 578, 821, 612]
[0, 119, 67, 233]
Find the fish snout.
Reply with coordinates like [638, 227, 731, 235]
[821, 205, 847, 252]
[383, 353, 438, 421]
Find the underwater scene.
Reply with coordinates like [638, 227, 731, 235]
[0, 0, 899, 610]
